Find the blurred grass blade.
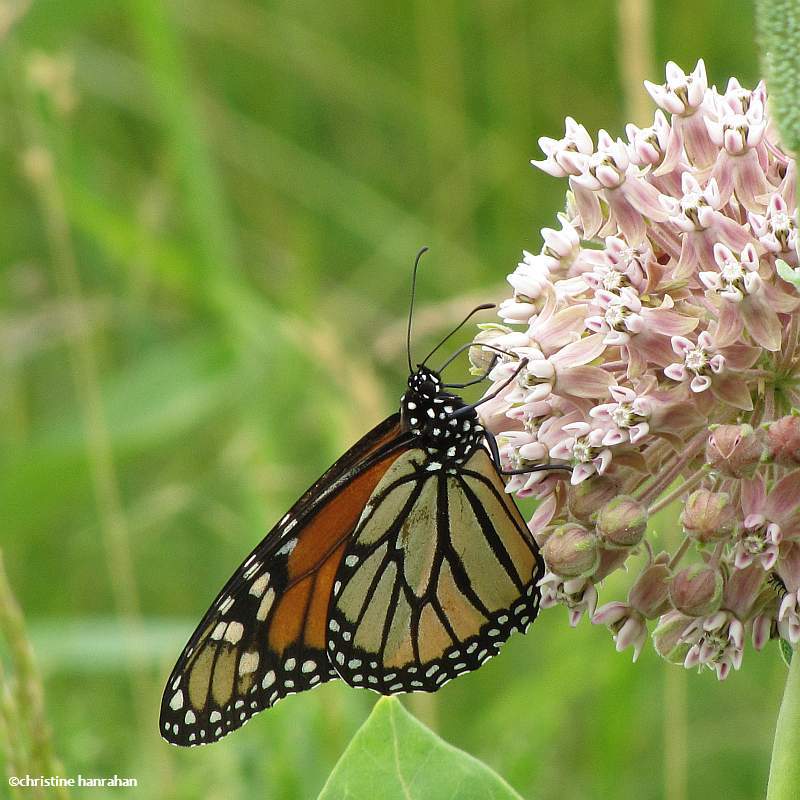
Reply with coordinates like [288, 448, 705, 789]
[0, 552, 68, 798]
[128, 0, 239, 280]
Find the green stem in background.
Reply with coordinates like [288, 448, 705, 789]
[757, 2, 800, 798]
[767, 651, 800, 800]
[663, 665, 688, 800]
[756, 0, 800, 155]
[615, 0, 655, 126]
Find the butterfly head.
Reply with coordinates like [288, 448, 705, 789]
[407, 365, 443, 400]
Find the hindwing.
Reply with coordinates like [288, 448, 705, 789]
[327, 447, 544, 693]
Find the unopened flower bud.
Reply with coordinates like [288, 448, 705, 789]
[652, 610, 693, 664]
[566, 475, 622, 523]
[541, 523, 600, 579]
[629, 557, 672, 618]
[468, 324, 512, 374]
[767, 414, 800, 466]
[595, 495, 647, 548]
[681, 489, 735, 543]
[706, 424, 765, 478]
[669, 564, 723, 617]
[751, 611, 774, 651]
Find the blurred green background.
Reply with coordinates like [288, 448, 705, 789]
[0, 0, 784, 798]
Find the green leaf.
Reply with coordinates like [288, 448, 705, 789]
[318, 697, 524, 800]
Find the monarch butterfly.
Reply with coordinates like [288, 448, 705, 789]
[160, 249, 567, 746]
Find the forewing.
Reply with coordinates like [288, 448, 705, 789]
[160, 414, 410, 746]
[327, 447, 544, 694]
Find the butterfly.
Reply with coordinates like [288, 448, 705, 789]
[159, 249, 568, 746]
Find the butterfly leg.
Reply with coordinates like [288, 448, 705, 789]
[483, 428, 571, 476]
[442, 355, 499, 389]
[448, 358, 529, 419]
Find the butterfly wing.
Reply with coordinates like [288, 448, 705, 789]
[327, 445, 544, 693]
[160, 414, 412, 746]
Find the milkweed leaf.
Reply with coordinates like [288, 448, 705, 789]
[318, 697, 524, 800]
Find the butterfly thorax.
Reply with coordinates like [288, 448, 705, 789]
[401, 365, 484, 466]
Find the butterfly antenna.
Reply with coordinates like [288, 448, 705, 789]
[438, 340, 515, 373]
[420, 303, 496, 367]
[407, 247, 429, 373]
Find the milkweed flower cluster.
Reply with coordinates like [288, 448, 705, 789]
[473, 59, 800, 679]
